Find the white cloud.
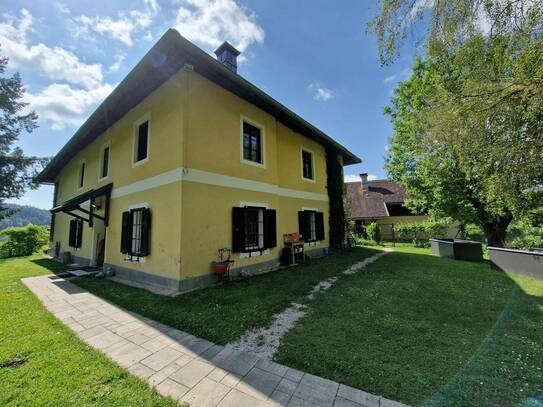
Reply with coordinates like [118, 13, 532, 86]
[344, 173, 379, 183]
[172, 0, 265, 53]
[0, 9, 104, 89]
[309, 82, 335, 102]
[75, 0, 160, 46]
[383, 75, 396, 83]
[26, 83, 115, 131]
[344, 174, 360, 183]
[410, 0, 435, 18]
[383, 68, 412, 84]
[109, 54, 126, 72]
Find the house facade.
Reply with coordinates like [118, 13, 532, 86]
[346, 174, 428, 240]
[38, 30, 360, 293]
[346, 174, 457, 240]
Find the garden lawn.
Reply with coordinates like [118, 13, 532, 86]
[0, 255, 176, 406]
[74, 247, 380, 345]
[275, 248, 543, 407]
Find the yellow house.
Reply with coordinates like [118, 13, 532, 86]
[38, 30, 360, 293]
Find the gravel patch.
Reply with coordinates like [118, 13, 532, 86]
[227, 249, 393, 359]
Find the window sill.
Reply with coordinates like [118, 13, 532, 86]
[304, 241, 321, 247]
[240, 158, 265, 169]
[302, 176, 316, 183]
[239, 249, 270, 259]
[132, 157, 149, 168]
[124, 255, 147, 263]
[98, 176, 109, 183]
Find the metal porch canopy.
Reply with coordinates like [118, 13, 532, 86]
[51, 183, 113, 227]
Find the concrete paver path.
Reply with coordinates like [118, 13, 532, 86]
[22, 272, 408, 407]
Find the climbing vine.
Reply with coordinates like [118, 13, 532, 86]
[326, 149, 346, 249]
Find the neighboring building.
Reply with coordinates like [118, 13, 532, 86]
[38, 30, 360, 293]
[346, 173, 428, 240]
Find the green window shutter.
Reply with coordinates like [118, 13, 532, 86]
[140, 208, 151, 256]
[120, 211, 131, 254]
[315, 212, 325, 241]
[264, 209, 277, 249]
[232, 207, 246, 253]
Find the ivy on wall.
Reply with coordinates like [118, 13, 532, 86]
[326, 149, 346, 249]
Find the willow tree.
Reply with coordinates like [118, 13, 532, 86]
[371, 0, 543, 246]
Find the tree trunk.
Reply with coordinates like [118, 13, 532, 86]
[482, 214, 513, 247]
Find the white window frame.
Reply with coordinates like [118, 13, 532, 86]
[302, 206, 319, 245]
[77, 160, 86, 190]
[98, 142, 111, 182]
[132, 113, 151, 167]
[301, 147, 316, 183]
[240, 116, 266, 169]
[239, 201, 269, 258]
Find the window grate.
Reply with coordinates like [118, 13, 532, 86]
[128, 208, 145, 260]
[302, 150, 313, 179]
[243, 207, 264, 251]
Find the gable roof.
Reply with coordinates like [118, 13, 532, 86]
[37, 29, 361, 183]
[346, 179, 408, 219]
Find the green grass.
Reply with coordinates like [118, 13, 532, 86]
[0, 255, 176, 406]
[73, 247, 380, 345]
[274, 248, 543, 406]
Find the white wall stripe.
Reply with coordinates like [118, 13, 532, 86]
[109, 167, 329, 202]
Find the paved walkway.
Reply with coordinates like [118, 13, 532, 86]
[22, 273, 408, 407]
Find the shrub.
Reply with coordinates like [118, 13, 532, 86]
[395, 219, 451, 247]
[506, 219, 543, 250]
[0, 224, 49, 257]
[367, 222, 381, 244]
[462, 224, 485, 242]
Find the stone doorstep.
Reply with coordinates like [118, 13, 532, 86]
[22, 275, 410, 407]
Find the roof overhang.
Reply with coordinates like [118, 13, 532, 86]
[37, 30, 360, 183]
[51, 183, 113, 226]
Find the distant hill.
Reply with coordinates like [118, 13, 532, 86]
[0, 204, 51, 230]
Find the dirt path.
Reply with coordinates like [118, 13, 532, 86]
[227, 248, 393, 359]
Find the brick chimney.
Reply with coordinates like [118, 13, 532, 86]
[360, 173, 369, 193]
[214, 41, 240, 73]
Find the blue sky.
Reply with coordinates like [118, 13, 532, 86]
[2, 0, 415, 209]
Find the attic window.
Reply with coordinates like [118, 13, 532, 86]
[133, 118, 149, 165]
[241, 120, 264, 166]
[301, 149, 314, 181]
[100, 146, 110, 180]
[78, 162, 85, 189]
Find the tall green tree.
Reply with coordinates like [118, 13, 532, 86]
[371, 0, 543, 246]
[0, 50, 42, 220]
[385, 39, 543, 246]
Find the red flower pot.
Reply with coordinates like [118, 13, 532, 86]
[212, 261, 230, 275]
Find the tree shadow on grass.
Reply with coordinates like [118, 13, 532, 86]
[30, 258, 67, 274]
[274, 248, 543, 407]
